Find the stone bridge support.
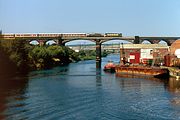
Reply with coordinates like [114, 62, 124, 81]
[96, 40, 101, 68]
[151, 40, 161, 44]
[134, 36, 140, 44]
[38, 40, 45, 46]
[166, 39, 176, 46]
[56, 37, 65, 46]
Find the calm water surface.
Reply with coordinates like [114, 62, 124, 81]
[1, 54, 180, 120]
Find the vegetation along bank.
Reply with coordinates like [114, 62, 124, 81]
[0, 39, 109, 71]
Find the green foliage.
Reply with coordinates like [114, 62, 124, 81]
[27, 45, 80, 69]
[29, 46, 50, 60]
[47, 46, 66, 57]
[0, 40, 111, 70]
[0, 39, 28, 69]
[9, 52, 21, 67]
[65, 47, 80, 61]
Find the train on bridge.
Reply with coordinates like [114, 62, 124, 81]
[2, 33, 122, 39]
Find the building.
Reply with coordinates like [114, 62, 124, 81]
[120, 44, 169, 65]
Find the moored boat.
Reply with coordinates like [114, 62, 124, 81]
[115, 65, 169, 77]
[103, 61, 116, 72]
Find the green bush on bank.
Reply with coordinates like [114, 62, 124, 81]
[0, 40, 28, 71]
[27, 45, 80, 69]
[0, 39, 111, 70]
[27, 47, 110, 68]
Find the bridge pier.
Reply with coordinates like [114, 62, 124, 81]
[134, 36, 140, 44]
[38, 40, 45, 46]
[57, 37, 65, 46]
[167, 39, 176, 46]
[152, 39, 161, 44]
[96, 40, 101, 68]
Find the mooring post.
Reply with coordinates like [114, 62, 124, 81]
[96, 40, 101, 68]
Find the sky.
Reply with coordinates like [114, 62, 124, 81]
[0, 0, 180, 37]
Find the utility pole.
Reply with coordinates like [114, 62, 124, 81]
[0, 30, 2, 40]
[120, 43, 126, 65]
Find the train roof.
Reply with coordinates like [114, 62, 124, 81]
[38, 33, 86, 34]
[3, 33, 87, 34]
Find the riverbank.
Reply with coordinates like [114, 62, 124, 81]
[0, 40, 109, 71]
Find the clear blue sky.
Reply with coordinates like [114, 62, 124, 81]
[0, 0, 180, 36]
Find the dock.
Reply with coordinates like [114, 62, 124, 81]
[161, 66, 180, 79]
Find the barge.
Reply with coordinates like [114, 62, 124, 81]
[115, 65, 169, 78]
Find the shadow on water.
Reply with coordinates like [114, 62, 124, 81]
[28, 66, 69, 79]
[0, 72, 29, 119]
[166, 77, 180, 107]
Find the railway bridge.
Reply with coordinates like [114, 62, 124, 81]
[1, 33, 180, 68]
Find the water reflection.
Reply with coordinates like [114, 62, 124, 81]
[29, 66, 68, 79]
[168, 77, 180, 93]
[0, 74, 28, 119]
[116, 73, 169, 88]
[96, 69, 102, 87]
[166, 78, 180, 118]
[116, 73, 166, 81]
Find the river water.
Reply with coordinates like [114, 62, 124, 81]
[1, 54, 180, 120]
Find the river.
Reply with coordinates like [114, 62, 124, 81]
[0, 54, 180, 120]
